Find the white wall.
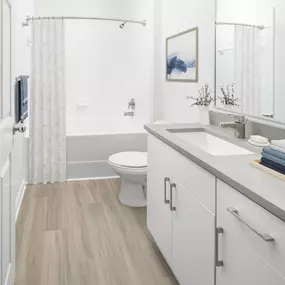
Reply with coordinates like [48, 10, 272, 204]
[34, 0, 154, 132]
[154, 0, 216, 123]
[152, 0, 163, 120]
[12, 0, 34, 212]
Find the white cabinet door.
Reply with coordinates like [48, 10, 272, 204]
[171, 178, 215, 285]
[216, 224, 285, 285]
[0, 0, 15, 284]
[147, 157, 172, 266]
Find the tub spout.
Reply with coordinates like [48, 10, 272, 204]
[124, 110, 134, 116]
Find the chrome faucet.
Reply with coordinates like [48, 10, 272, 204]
[124, 98, 136, 116]
[128, 98, 136, 110]
[124, 110, 135, 116]
[220, 115, 247, 139]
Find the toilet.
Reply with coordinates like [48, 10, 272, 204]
[108, 151, 147, 207]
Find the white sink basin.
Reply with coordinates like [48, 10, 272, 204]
[170, 131, 253, 156]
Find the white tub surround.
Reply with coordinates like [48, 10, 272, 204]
[29, 19, 67, 185]
[67, 117, 146, 136]
[25, 120, 147, 181]
[67, 129, 147, 180]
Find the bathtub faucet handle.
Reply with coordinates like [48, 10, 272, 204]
[128, 98, 136, 110]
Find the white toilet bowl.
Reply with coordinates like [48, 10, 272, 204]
[108, 152, 147, 207]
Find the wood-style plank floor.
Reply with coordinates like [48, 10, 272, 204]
[16, 179, 178, 285]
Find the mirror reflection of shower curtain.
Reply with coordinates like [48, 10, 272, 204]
[234, 26, 261, 116]
[29, 19, 66, 185]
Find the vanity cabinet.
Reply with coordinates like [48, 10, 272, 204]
[147, 133, 285, 285]
[147, 134, 215, 285]
[216, 180, 285, 285]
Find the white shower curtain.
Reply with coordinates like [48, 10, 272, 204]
[29, 19, 66, 185]
[234, 26, 261, 116]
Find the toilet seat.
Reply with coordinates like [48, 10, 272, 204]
[108, 152, 147, 169]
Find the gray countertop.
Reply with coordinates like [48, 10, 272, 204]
[145, 123, 285, 222]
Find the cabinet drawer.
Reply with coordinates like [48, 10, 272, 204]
[217, 179, 285, 277]
[148, 134, 215, 213]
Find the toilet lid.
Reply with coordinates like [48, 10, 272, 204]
[109, 152, 147, 168]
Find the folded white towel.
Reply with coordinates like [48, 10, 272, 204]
[248, 139, 270, 147]
[271, 144, 285, 154]
[250, 135, 269, 144]
[271, 139, 285, 149]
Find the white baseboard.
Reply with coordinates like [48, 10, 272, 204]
[15, 181, 26, 221]
[67, 175, 119, 182]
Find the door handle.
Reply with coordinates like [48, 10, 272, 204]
[170, 183, 176, 211]
[227, 207, 275, 242]
[216, 227, 224, 267]
[164, 177, 170, 204]
[13, 121, 27, 134]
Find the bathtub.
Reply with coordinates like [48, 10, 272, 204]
[66, 118, 147, 180]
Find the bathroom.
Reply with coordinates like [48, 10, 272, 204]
[0, 0, 285, 284]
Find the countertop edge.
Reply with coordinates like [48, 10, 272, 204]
[145, 125, 285, 223]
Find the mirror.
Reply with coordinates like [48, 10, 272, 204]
[215, 0, 285, 123]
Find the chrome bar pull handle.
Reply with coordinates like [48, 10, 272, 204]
[227, 207, 275, 242]
[164, 178, 170, 204]
[216, 227, 224, 267]
[170, 183, 176, 211]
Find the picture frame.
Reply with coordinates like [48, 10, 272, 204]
[166, 27, 199, 82]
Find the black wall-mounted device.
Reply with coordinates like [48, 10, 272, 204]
[15, 76, 29, 124]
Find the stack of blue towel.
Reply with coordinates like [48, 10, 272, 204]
[261, 139, 285, 175]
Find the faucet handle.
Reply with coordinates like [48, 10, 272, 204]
[234, 115, 246, 124]
[128, 98, 136, 110]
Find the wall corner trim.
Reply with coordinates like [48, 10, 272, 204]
[15, 181, 27, 221]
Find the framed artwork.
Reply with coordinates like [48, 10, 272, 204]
[166, 27, 199, 82]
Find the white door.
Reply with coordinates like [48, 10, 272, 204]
[0, 0, 15, 284]
[171, 179, 215, 285]
[147, 159, 172, 266]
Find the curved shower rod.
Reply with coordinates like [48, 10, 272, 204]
[216, 21, 264, 30]
[22, 15, 147, 27]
